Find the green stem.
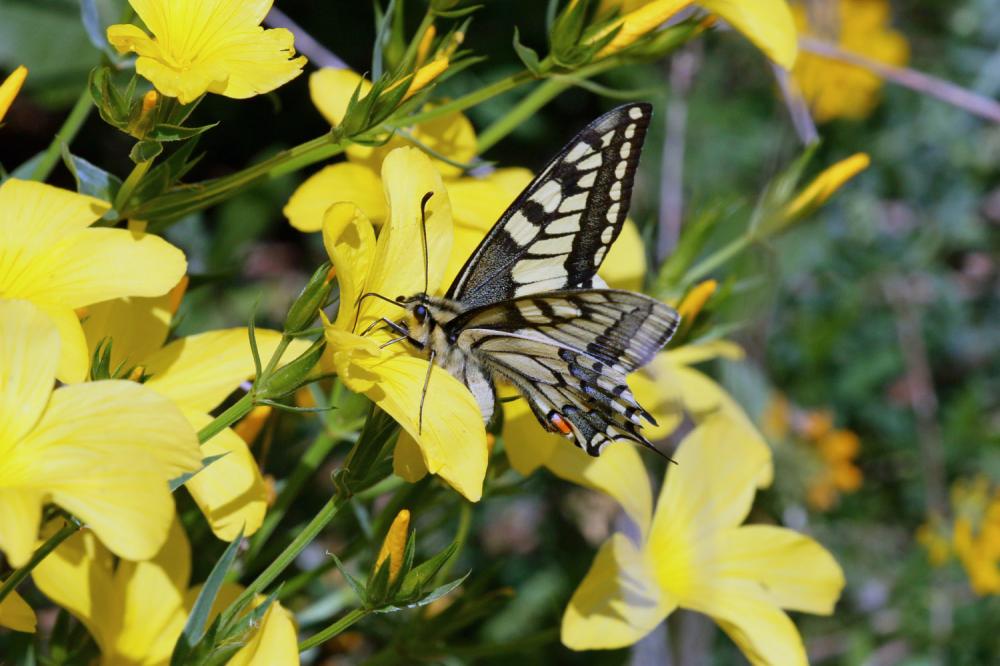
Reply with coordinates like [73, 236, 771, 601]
[224, 495, 347, 623]
[243, 431, 339, 566]
[198, 391, 255, 445]
[0, 520, 80, 604]
[682, 233, 752, 287]
[137, 133, 346, 225]
[29, 89, 93, 182]
[476, 78, 570, 153]
[113, 157, 153, 213]
[400, 70, 534, 127]
[433, 502, 471, 587]
[299, 608, 369, 652]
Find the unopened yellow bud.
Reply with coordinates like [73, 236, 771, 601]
[0, 65, 27, 123]
[375, 509, 410, 584]
[597, 0, 690, 57]
[141, 90, 159, 115]
[126, 365, 146, 382]
[405, 57, 449, 99]
[676, 279, 717, 322]
[416, 25, 437, 65]
[442, 31, 465, 58]
[784, 153, 870, 219]
[234, 405, 273, 444]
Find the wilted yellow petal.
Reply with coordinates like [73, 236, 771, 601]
[719, 525, 845, 615]
[784, 153, 871, 219]
[0, 590, 35, 633]
[183, 412, 268, 541]
[598, 219, 647, 291]
[323, 203, 377, 331]
[17, 381, 200, 563]
[285, 162, 387, 232]
[108, 0, 305, 104]
[362, 147, 453, 327]
[562, 533, 671, 650]
[143, 328, 288, 413]
[0, 300, 59, 446]
[0, 65, 27, 123]
[335, 350, 487, 501]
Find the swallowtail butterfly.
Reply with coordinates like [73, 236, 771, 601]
[380, 103, 679, 456]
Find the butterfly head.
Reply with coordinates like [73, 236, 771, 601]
[394, 293, 462, 349]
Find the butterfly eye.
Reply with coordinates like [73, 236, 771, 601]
[414, 304, 428, 323]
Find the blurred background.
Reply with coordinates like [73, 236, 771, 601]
[2, 0, 998, 663]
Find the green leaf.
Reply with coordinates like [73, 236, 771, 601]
[168, 453, 230, 492]
[329, 551, 367, 602]
[376, 573, 469, 613]
[130, 140, 163, 164]
[170, 527, 245, 666]
[398, 540, 458, 600]
[61, 146, 122, 206]
[7, 152, 44, 181]
[146, 122, 219, 142]
[512, 27, 543, 76]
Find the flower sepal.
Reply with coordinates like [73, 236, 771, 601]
[284, 262, 334, 334]
[255, 338, 327, 401]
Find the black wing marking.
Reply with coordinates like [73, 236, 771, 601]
[451, 289, 679, 455]
[446, 103, 652, 309]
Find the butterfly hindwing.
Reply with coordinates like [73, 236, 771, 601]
[448, 289, 680, 454]
[446, 103, 652, 308]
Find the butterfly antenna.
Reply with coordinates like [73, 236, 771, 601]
[419, 191, 433, 296]
[418, 349, 436, 434]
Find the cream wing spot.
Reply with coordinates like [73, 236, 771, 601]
[610, 182, 622, 201]
[559, 192, 588, 213]
[601, 131, 615, 147]
[625, 124, 636, 139]
[615, 161, 627, 179]
[620, 143, 631, 159]
[530, 235, 575, 256]
[577, 154, 602, 171]
[506, 212, 541, 245]
[606, 202, 620, 223]
[514, 276, 566, 296]
[512, 256, 567, 285]
[548, 214, 581, 234]
[565, 141, 591, 162]
[593, 246, 607, 265]
[577, 172, 597, 188]
[600, 226, 614, 243]
[629, 106, 644, 120]
[531, 180, 563, 213]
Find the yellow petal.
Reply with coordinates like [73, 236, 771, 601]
[310, 68, 371, 127]
[32, 519, 190, 663]
[561, 533, 671, 650]
[544, 441, 653, 538]
[703, 0, 798, 69]
[143, 328, 287, 413]
[322, 204, 378, 331]
[20, 380, 200, 562]
[598, 219, 647, 291]
[0, 589, 35, 633]
[182, 411, 267, 541]
[394, 431, 430, 482]
[0, 65, 27, 123]
[0, 179, 108, 243]
[444, 168, 534, 287]
[0, 300, 59, 446]
[0, 488, 43, 568]
[597, 0, 690, 56]
[337, 350, 487, 501]
[664, 339, 745, 366]
[719, 525, 845, 614]
[682, 577, 809, 666]
[501, 396, 562, 476]
[227, 599, 301, 666]
[783, 153, 871, 219]
[407, 109, 477, 178]
[361, 147, 453, 326]
[81, 287, 180, 372]
[649, 416, 771, 548]
[110, 1, 305, 104]
[34, 303, 90, 384]
[21, 226, 186, 309]
[285, 162, 387, 232]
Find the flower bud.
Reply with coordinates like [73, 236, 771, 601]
[375, 510, 411, 585]
[284, 262, 334, 334]
[257, 338, 326, 399]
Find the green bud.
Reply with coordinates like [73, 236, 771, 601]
[285, 262, 334, 334]
[257, 338, 326, 399]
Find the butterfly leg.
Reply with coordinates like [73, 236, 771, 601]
[417, 349, 436, 435]
[359, 316, 409, 338]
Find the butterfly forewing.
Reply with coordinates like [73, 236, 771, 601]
[446, 103, 652, 308]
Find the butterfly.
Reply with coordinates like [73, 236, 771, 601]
[369, 103, 679, 456]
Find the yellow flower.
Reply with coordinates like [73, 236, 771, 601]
[375, 510, 411, 584]
[949, 477, 1000, 595]
[0, 65, 27, 123]
[783, 153, 870, 219]
[0, 179, 186, 383]
[597, 0, 798, 69]
[321, 147, 487, 502]
[792, 0, 909, 122]
[0, 590, 35, 633]
[32, 519, 299, 665]
[0, 300, 201, 567]
[562, 416, 844, 663]
[676, 278, 717, 321]
[107, 0, 306, 105]
[80, 283, 305, 541]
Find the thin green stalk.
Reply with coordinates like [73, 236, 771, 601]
[0, 520, 80, 604]
[682, 233, 752, 286]
[400, 70, 534, 127]
[198, 391, 255, 445]
[433, 501, 471, 587]
[299, 608, 369, 652]
[113, 157, 153, 213]
[224, 495, 347, 622]
[243, 431, 339, 566]
[29, 89, 93, 182]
